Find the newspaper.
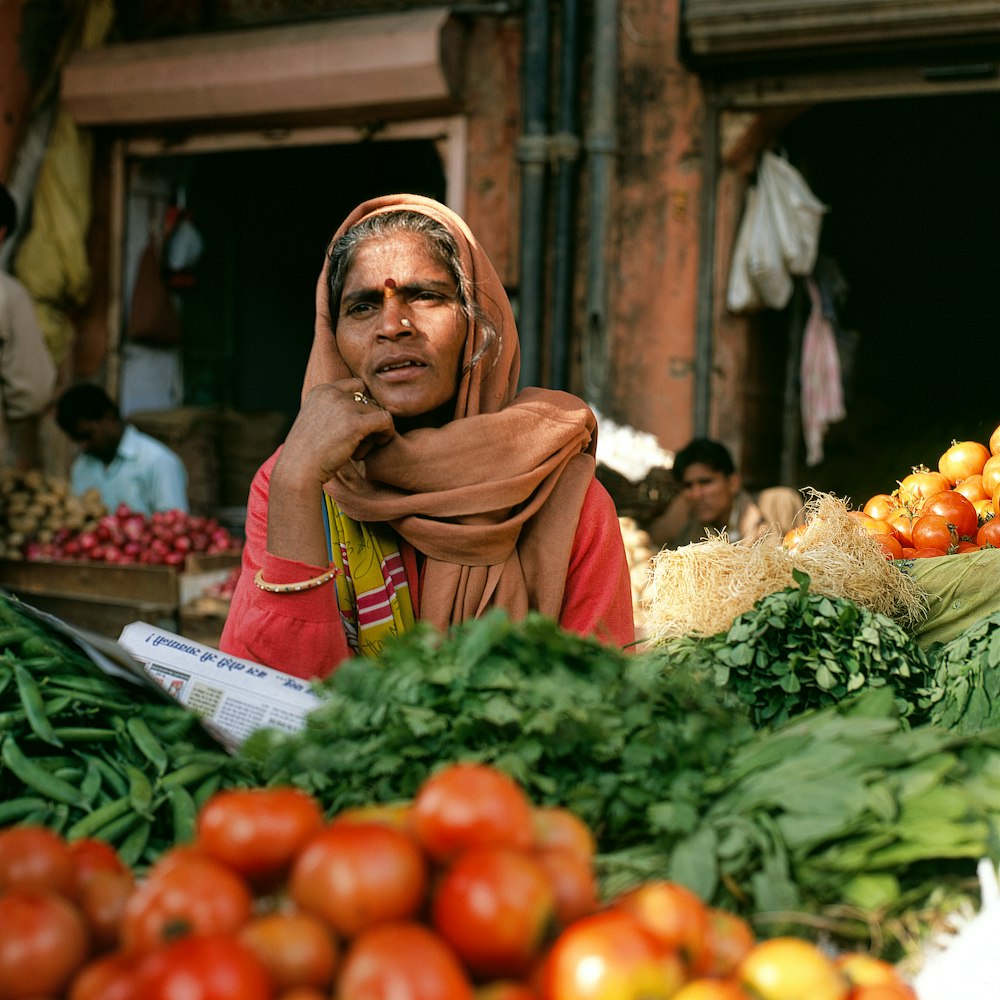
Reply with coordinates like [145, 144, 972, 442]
[118, 622, 324, 753]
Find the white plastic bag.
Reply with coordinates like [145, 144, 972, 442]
[759, 150, 828, 276]
[746, 171, 793, 309]
[726, 184, 765, 313]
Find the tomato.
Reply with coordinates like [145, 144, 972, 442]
[672, 982, 751, 999]
[274, 989, 329, 1000]
[133, 933, 274, 1000]
[994, 484, 1000, 520]
[337, 921, 475, 1000]
[938, 439, 990, 484]
[873, 534, 903, 560]
[835, 953, 898, 986]
[897, 469, 949, 508]
[910, 546, 946, 558]
[120, 852, 254, 953]
[862, 494, 897, 521]
[738, 937, 849, 1000]
[540, 909, 686, 1000]
[954, 474, 989, 503]
[956, 540, 981, 553]
[432, 845, 556, 978]
[910, 513, 957, 553]
[991, 422, 1000, 457]
[332, 801, 414, 834]
[919, 490, 978, 539]
[851, 513, 894, 537]
[782, 523, 809, 551]
[68, 951, 143, 1000]
[0, 824, 75, 897]
[976, 518, 1000, 549]
[531, 807, 596, 862]
[974, 498, 995, 525]
[78, 868, 135, 951]
[850, 986, 917, 1000]
[0, 888, 90, 999]
[196, 786, 325, 880]
[701, 908, 755, 979]
[887, 509, 917, 547]
[290, 821, 427, 937]
[982, 454, 1000, 496]
[412, 763, 535, 863]
[613, 879, 711, 975]
[239, 910, 338, 993]
[69, 837, 130, 894]
[533, 847, 600, 927]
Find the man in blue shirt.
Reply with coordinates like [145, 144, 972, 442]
[55, 383, 188, 515]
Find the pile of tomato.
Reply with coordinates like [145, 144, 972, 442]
[0, 761, 917, 999]
[788, 422, 1000, 560]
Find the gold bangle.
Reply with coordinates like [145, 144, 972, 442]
[253, 565, 339, 594]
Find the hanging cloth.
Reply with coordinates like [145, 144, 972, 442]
[322, 492, 416, 659]
[800, 277, 846, 466]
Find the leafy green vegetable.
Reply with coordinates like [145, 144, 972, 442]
[927, 610, 1000, 733]
[241, 609, 752, 850]
[657, 569, 935, 727]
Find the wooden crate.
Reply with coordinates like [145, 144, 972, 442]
[0, 554, 241, 641]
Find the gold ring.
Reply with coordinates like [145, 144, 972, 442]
[352, 391, 369, 405]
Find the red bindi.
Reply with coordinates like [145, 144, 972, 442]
[383, 278, 398, 298]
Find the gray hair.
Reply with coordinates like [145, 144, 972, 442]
[326, 210, 497, 369]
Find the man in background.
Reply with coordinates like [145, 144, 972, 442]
[650, 438, 804, 548]
[56, 382, 189, 515]
[0, 183, 56, 470]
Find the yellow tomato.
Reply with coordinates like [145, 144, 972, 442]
[738, 938, 849, 1000]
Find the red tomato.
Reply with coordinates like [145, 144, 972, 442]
[133, 933, 274, 1000]
[910, 514, 958, 553]
[956, 540, 981, 553]
[432, 845, 556, 978]
[68, 951, 143, 1000]
[77, 868, 135, 951]
[412, 763, 535, 863]
[540, 909, 686, 1000]
[920, 490, 978, 540]
[121, 852, 254, 953]
[887, 509, 917, 547]
[938, 440, 990, 485]
[477, 982, 540, 1000]
[701, 908, 755, 979]
[977, 518, 1000, 549]
[873, 534, 904, 560]
[974, 499, 995, 525]
[196, 786, 325, 880]
[531, 807, 597, 862]
[0, 888, 90, 999]
[290, 821, 427, 937]
[0, 824, 75, 897]
[69, 837, 130, 895]
[533, 847, 600, 927]
[239, 910, 338, 992]
[910, 547, 947, 559]
[337, 921, 475, 1000]
[613, 880, 712, 976]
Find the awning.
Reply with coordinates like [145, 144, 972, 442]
[684, 0, 1000, 66]
[60, 8, 464, 127]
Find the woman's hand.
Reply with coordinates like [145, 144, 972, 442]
[266, 378, 394, 566]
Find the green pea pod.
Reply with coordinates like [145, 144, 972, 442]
[126, 764, 156, 819]
[13, 662, 63, 747]
[168, 785, 198, 845]
[81, 753, 129, 798]
[0, 626, 35, 646]
[192, 772, 223, 809]
[41, 695, 74, 718]
[1, 735, 87, 807]
[0, 796, 50, 825]
[160, 760, 222, 790]
[81, 758, 103, 805]
[117, 819, 152, 867]
[0, 665, 13, 698]
[127, 716, 169, 775]
[89, 809, 144, 848]
[51, 727, 118, 743]
[65, 794, 133, 840]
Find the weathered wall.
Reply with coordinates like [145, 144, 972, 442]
[0, 0, 32, 181]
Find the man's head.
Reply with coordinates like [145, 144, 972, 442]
[56, 384, 124, 464]
[0, 184, 17, 244]
[672, 438, 741, 530]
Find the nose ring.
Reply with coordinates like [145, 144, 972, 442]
[352, 391, 369, 405]
[400, 318, 411, 328]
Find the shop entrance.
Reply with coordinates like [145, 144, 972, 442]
[742, 90, 1000, 505]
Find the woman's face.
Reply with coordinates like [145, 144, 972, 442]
[336, 231, 467, 425]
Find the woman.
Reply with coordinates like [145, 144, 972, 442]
[220, 194, 634, 679]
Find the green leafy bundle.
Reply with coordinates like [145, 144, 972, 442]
[599, 689, 1000, 957]
[927, 610, 1000, 733]
[241, 610, 752, 850]
[657, 569, 935, 728]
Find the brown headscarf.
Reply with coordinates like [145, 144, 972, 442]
[302, 194, 598, 628]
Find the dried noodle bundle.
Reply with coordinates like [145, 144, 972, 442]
[642, 491, 928, 642]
